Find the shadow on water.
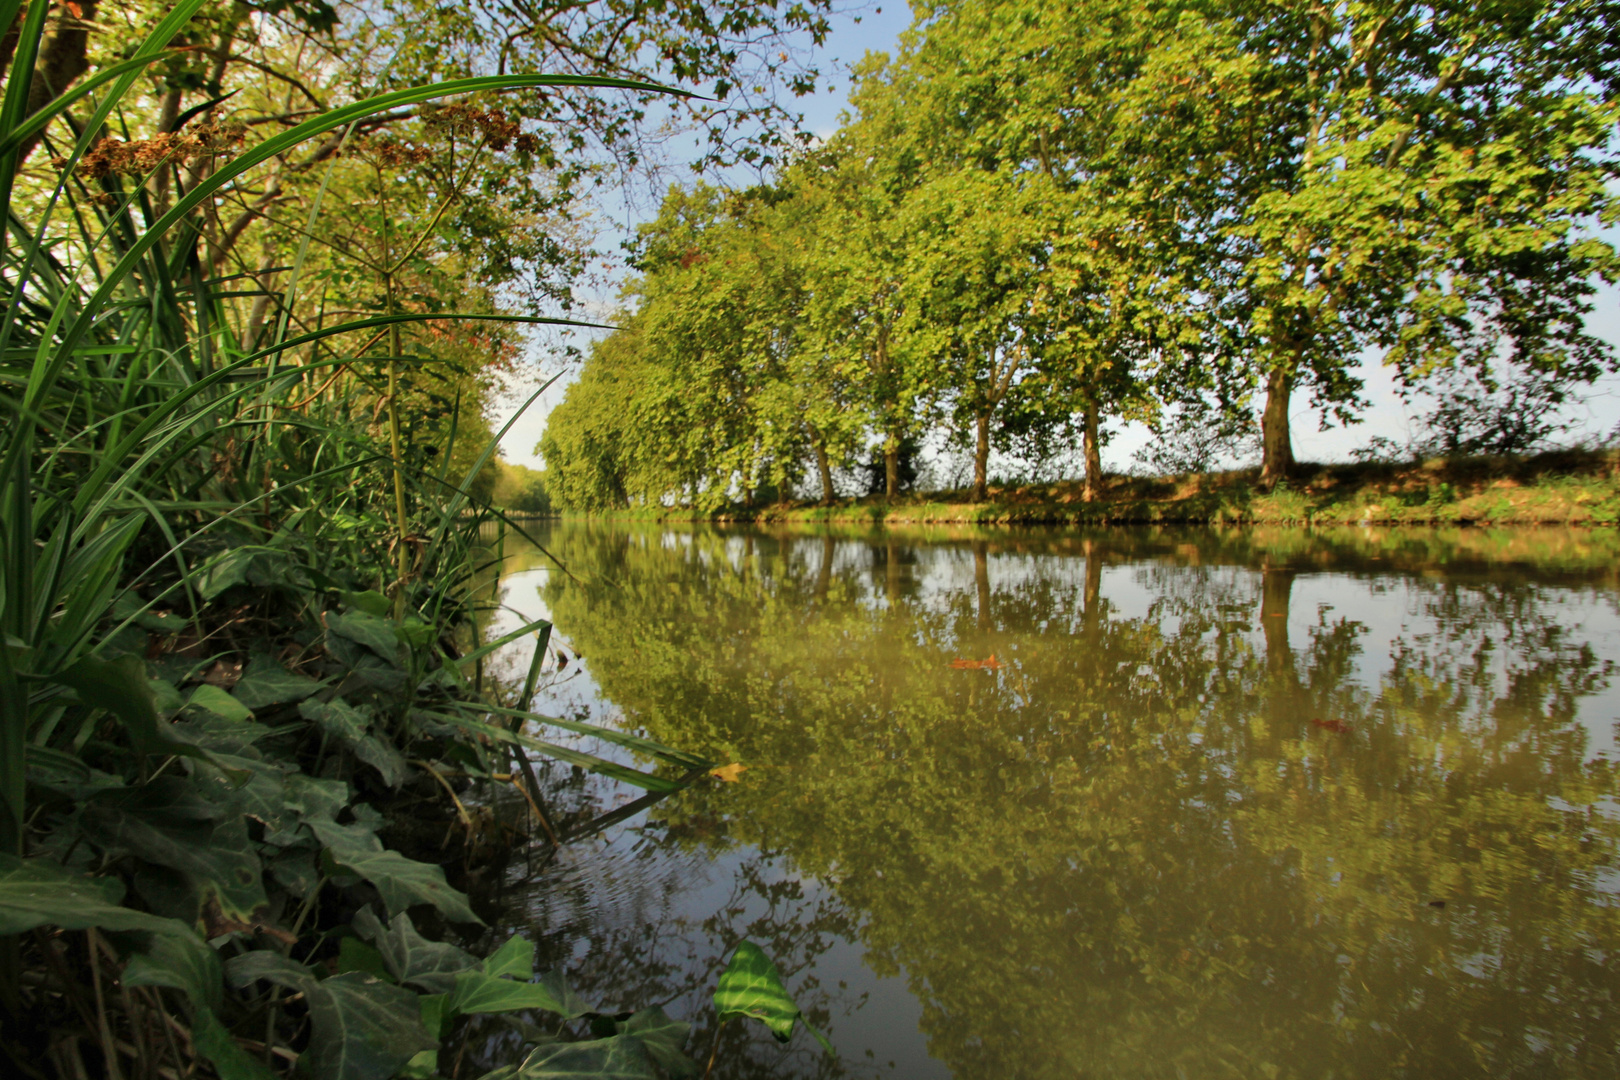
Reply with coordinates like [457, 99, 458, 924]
[472, 523, 1620, 1080]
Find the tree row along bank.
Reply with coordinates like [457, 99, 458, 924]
[570, 451, 1620, 527]
[540, 0, 1620, 513]
[0, 1, 840, 1078]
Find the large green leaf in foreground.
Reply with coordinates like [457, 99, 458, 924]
[353, 905, 478, 993]
[0, 853, 193, 935]
[478, 1036, 657, 1079]
[0, 856, 274, 1080]
[713, 941, 835, 1055]
[227, 952, 436, 1080]
[443, 934, 591, 1019]
[614, 1009, 698, 1079]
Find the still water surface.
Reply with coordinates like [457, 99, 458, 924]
[478, 522, 1620, 1079]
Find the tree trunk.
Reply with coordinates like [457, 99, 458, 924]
[0, 11, 23, 90]
[1082, 540, 1102, 632]
[973, 540, 991, 631]
[813, 534, 834, 601]
[1260, 366, 1295, 487]
[1081, 395, 1103, 502]
[1260, 564, 1296, 681]
[884, 539, 902, 603]
[883, 436, 899, 500]
[16, 3, 99, 162]
[1260, 561, 1305, 730]
[813, 437, 834, 506]
[972, 412, 990, 501]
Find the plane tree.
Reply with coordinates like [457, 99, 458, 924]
[900, 0, 1212, 498]
[1114, 0, 1620, 483]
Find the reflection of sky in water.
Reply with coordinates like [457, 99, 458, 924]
[473, 526, 1620, 1078]
[488, 540, 1620, 762]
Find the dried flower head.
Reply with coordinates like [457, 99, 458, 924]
[72, 122, 247, 180]
[424, 104, 534, 153]
[359, 138, 433, 168]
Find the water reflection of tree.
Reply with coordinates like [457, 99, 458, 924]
[521, 525, 1620, 1079]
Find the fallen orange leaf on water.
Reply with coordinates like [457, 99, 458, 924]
[709, 762, 748, 783]
[950, 655, 1003, 671]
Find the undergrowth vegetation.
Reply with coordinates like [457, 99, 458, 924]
[0, 3, 835, 1078]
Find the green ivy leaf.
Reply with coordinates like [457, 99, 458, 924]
[78, 787, 267, 922]
[481, 934, 534, 980]
[184, 684, 254, 723]
[307, 818, 480, 924]
[232, 662, 322, 710]
[445, 969, 590, 1019]
[0, 853, 189, 936]
[191, 1009, 280, 1080]
[123, 932, 278, 1080]
[477, 1036, 656, 1079]
[339, 937, 395, 982]
[227, 953, 436, 1080]
[0, 862, 272, 1076]
[342, 590, 394, 618]
[617, 1007, 698, 1079]
[299, 699, 407, 787]
[122, 922, 224, 1011]
[324, 610, 405, 663]
[352, 906, 477, 993]
[283, 774, 349, 823]
[305, 973, 439, 1080]
[52, 655, 237, 777]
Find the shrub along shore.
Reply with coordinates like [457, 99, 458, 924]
[580, 451, 1620, 528]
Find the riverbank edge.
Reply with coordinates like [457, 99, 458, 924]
[567, 450, 1620, 528]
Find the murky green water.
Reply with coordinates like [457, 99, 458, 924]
[479, 522, 1620, 1079]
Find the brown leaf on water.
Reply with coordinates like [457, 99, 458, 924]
[709, 763, 747, 783]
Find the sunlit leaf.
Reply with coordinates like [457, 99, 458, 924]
[446, 969, 589, 1018]
[184, 684, 254, 723]
[481, 934, 535, 980]
[342, 590, 394, 618]
[339, 938, 395, 982]
[714, 941, 835, 1056]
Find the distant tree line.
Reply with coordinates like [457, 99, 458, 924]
[542, 0, 1620, 510]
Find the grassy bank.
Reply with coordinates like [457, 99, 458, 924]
[626, 449, 1620, 527]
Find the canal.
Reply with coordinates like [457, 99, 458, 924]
[471, 522, 1620, 1079]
